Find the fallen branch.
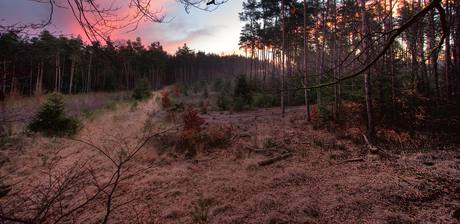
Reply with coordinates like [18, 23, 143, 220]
[227, 133, 237, 142]
[362, 134, 379, 154]
[246, 146, 287, 154]
[346, 158, 364, 163]
[258, 153, 293, 166]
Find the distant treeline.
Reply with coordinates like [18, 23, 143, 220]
[0, 30, 251, 96]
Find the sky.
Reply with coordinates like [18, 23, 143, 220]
[0, 0, 247, 55]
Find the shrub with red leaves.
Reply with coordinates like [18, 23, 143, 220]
[311, 105, 319, 124]
[208, 124, 223, 141]
[224, 126, 233, 138]
[160, 90, 171, 107]
[165, 109, 177, 123]
[181, 104, 205, 144]
[173, 84, 181, 97]
[200, 100, 210, 114]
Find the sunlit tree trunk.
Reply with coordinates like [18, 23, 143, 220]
[69, 54, 76, 95]
[445, 0, 452, 99]
[332, 0, 338, 120]
[455, 0, 460, 98]
[320, 0, 330, 75]
[304, 0, 310, 122]
[361, 0, 374, 136]
[315, 0, 321, 106]
[418, 0, 428, 96]
[428, 9, 440, 102]
[281, 0, 286, 114]
[389, 0, 398, 124]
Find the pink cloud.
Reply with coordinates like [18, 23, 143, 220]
[1, 0, 245, 56]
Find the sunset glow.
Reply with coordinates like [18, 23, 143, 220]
[0, 0, 246, 55]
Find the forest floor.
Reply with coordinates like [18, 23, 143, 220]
[1, 91, 460, 223]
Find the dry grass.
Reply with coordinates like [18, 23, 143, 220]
[1, 90, 459, 223]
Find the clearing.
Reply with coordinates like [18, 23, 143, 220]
[1, 93, 459, 223]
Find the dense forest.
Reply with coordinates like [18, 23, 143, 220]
[236, 0, 459, 136]
[0, 31, 250, 95]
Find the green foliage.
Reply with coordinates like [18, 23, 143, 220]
[291, 90, 316, 107]
[104, 75, 118, 92]
[182, 83, 190, 96]
[233, 74, 252, 110]
[233, 97, 251, 111]
[193, 82, 202, 93]
[202, 85, 209, 99]
[222, 80, 232, 94]
[252, 93, 274, 108]
[132, 77, 152, 100]
[342, 91, 365, 102]
[0, 129, 25, 151]
[28, 92, 82, 137]
[190, 195, 209, 224]
[141, 117, 153, 133]
[199, 78, 207, 88]
[217, 93, 232, 110]
[171, 102, 184, 111]
[81, 104, 97, 120]
[102, 102, 117, 111]
[318, 105, 333, 120]
[212, 76, 224, 92]
[130, 100, 139, 110]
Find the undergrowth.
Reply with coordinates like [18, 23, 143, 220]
[190, 195, 209, 224]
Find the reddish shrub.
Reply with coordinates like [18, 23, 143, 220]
[173, 84, 181, 97]
[181, 104, 205, 144]
[208, 124, 223, 140]
[310, 105, 319, 123]
[200, 100, 210, 114]
[224, 126, 233, 138]
[160, 90, 171, 107]
[166, 109, 177, 123]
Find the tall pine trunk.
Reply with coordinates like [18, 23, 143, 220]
[455, 0, 460, 98]
[361, 0, 374, 136]
[88, 52, 93, 93]
[315, 0, 321, 106]
[304, 0, 310, 122]
[281, 0, 286, 114]
[69, 54, 76, 95]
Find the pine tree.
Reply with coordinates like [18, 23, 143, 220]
[28, 92, 81, 137]
[233, 74, 252, 110]
[132, 77, 153, 100]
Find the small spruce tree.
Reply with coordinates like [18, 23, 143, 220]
[132, 77, 153, 100]
[193, 82, 201, 93]
[233, 74, 252, 110]
[212, 76, 224, 92]
[28, 92, 81, 137]
[202, 84, 209, 99]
